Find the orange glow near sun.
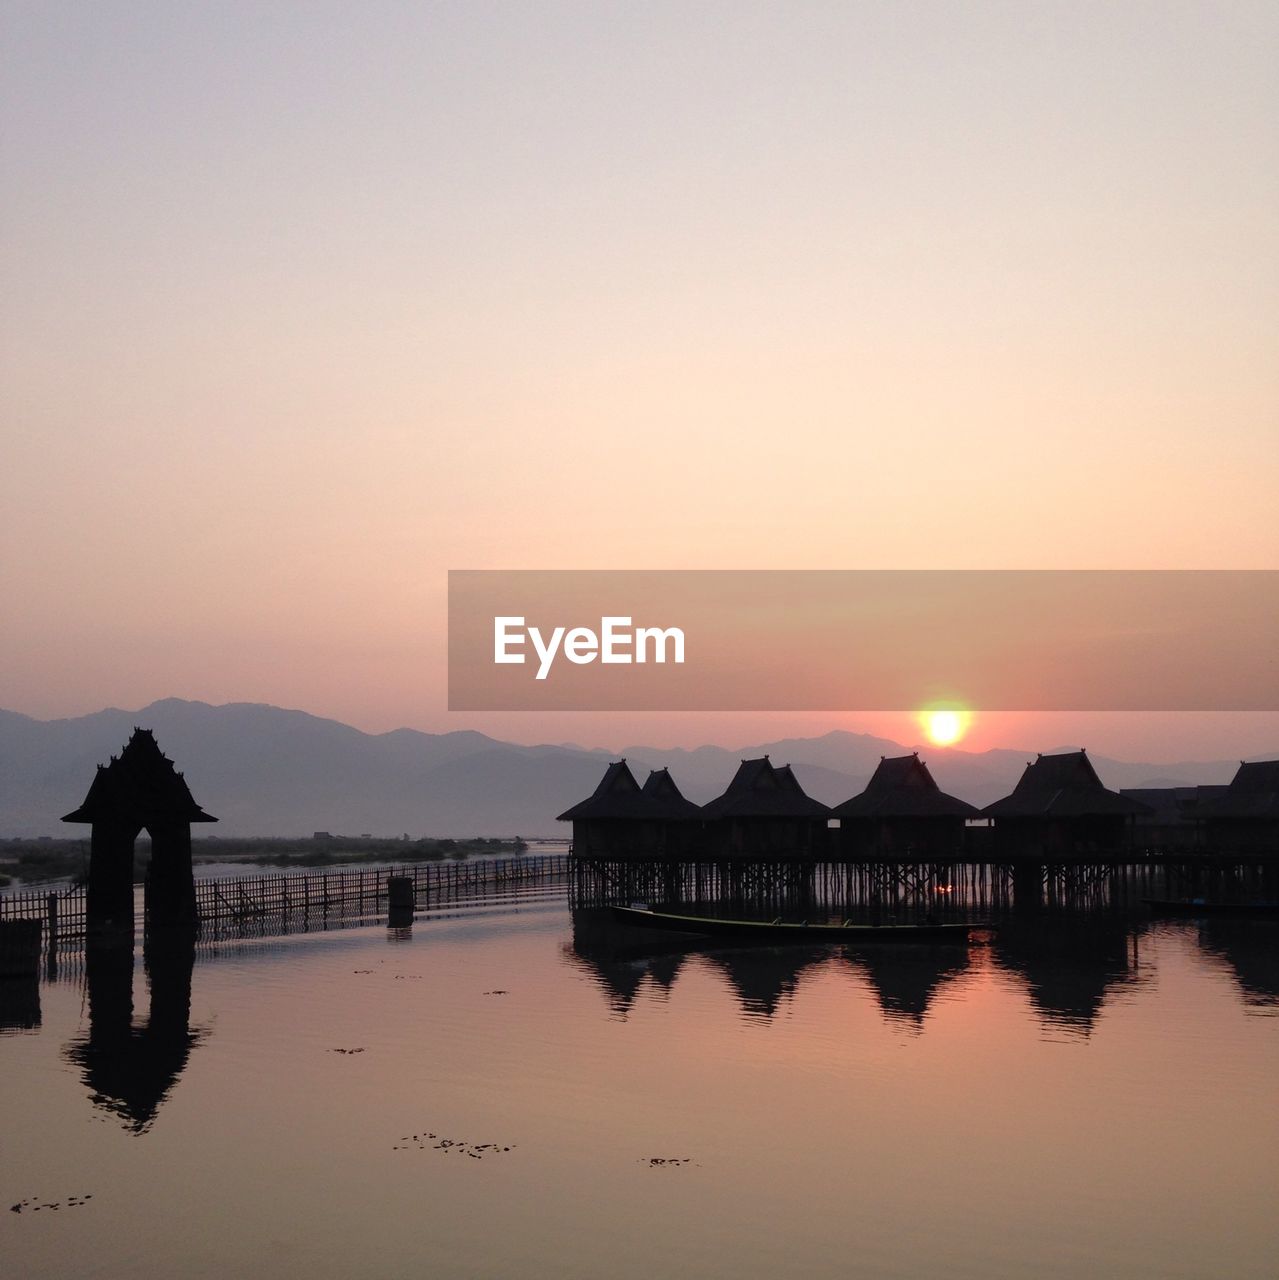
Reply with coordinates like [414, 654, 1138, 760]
[921, 707, 972, 747]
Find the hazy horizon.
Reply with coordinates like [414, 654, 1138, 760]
[6, 695, 1278, 765]
[3, 4, 1276, 764]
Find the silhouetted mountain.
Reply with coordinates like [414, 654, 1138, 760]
[0, 701, 1263, 838]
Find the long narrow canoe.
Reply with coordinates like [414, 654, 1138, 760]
[1142, 898, 1279, 917]
[610, 905, 988, 942]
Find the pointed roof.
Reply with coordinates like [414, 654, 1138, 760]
[832, 753, 979, 819]
[557, 760, 657, 821]
[62, 728, 217, 825]
[640, 768, 702, 819]
[982, 750, 1149, 819]
[1198, 760, 1279, 820]
[700, 757, 829, 819]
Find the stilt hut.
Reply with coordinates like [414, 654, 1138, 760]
[63, 728, 216, 936]
[558, 761, 666, 858]
[831, 753, 978, 856]
[1198, 761, 1279, 853]
[1120, 785, 1228, 851]
[639, 768, 703, 857]
[700, 757, 829, 857]
[982, 749, 1148, 857]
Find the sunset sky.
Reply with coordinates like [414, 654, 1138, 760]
[2, 3, 1276, 759]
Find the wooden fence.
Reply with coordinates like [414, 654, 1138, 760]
[0, 855, 572, 947]
[193, 854, 570, 926]
[0, 882, 87, 943]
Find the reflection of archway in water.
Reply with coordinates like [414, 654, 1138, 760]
[63, 934, 206, 1133]
[1191, 920, 1279, 1013]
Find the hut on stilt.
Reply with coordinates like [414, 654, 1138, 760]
[1119, 785, 1228, 851]
[558, 760, 701, 858]
[700, 757, 829, 857]
[1198, 761, 1279, 854]
[639, 767, 704, 857]
[982, 749, 1147, 857]
[831, 753, 978, 857]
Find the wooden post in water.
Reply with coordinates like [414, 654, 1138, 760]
[387, 874, 413, 929]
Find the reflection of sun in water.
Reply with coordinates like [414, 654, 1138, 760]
[921, 708, 971, 747]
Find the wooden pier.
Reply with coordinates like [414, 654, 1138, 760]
[569, 853, 1279, 922]
[4, 849, 1274, 950]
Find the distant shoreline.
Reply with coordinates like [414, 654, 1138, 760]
[0, 834, 553, 889]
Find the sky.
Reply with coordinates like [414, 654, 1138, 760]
[2, 2, 1276, 760]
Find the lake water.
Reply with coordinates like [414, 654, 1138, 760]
[3, 883, 1277, 1279]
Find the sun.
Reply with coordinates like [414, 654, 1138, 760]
[920, 707, 972, 747]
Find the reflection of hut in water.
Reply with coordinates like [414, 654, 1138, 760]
[701, 758, 829, 857]
[1198, 761, 1279, 854]
[1194, 920, 1279, 1012]
[993, 916, 1141, 1036]
[63, 935, 203, 1132]
[565, 906, 690, 1016]
[832, 754, 978, 857]
[643, 951, 687, 997]
[983, 750, 1148, 857]
[558, 761, 700, 858]
[1121, 786, 1228, 850]
[704, 946, 825, 1020]
[63, 727, 216, 934]
[562, 947, 649, 1017]
[844, 945, 971, 1030]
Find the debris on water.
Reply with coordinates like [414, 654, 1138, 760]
[482, 990, 508, 996]
[11, 1195, 93, 1214]
[329, 1047, 366, 1054]
[353, 969, 373, 975]
[392, 1131, 515, 1158]
[642, 1157, 692, 1167]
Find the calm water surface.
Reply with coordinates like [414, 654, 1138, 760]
[3, 887, 1277, 1279]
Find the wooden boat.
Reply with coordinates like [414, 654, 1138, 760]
[1142, 898, 1279, 918]
[610, 905, 988, 942]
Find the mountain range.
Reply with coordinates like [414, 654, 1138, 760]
[0, 699, 1266, 838]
